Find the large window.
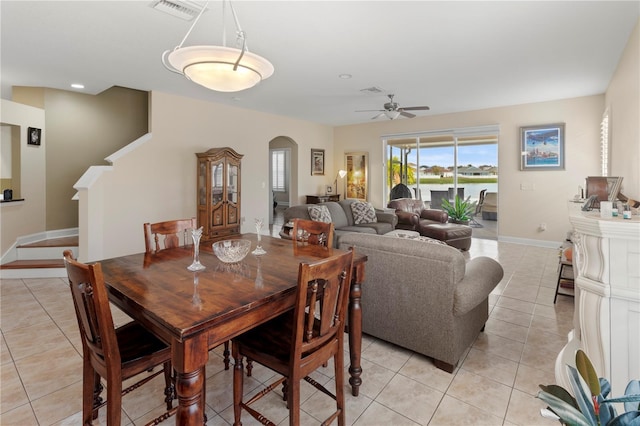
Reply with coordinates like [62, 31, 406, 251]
[384, 126, 499, 207]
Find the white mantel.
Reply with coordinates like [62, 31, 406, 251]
[556, 202, 640, 396]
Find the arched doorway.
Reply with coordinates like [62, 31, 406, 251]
[268, 136, 298, 225]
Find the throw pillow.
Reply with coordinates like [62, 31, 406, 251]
[308, 205, 332, 223]
[416, 236, 448, 245]
[351, 201, 377, 225]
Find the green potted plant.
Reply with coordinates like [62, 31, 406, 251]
[537, 349, 640, 425]
[441, 195, 475, 225]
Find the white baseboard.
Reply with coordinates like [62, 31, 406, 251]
[0, 268, 67, 279]
[498, 235, 561, 248]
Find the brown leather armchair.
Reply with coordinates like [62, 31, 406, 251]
[388, 197, 472, 250]
[388, 198, 448, 231]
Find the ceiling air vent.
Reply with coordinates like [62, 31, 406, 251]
[150, 0, 206, 21]
[360, 87, 385, 94]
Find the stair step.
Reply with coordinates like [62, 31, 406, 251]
[17, 236, 78, 248]
[1, 234, 77, 279]
[1, 259, 65, 269]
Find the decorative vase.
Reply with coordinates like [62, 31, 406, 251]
[252, 218, 266, 255]
[187, 227, 206, 271]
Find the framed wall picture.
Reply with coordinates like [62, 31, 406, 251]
[520, 123, 565, 170]
[27, 127, 42, 146]
[345, 152, 368, 201]
[311, 148, 325, 176]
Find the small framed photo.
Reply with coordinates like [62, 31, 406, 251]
[28, 127, 42, 146]
[311, 149, 325, 176]
[520, 123, 565, 171]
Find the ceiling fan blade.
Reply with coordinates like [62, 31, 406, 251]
[400, 106, 430, 111]
[399, 111, 416, 118]
[356, 109, 384, 112]
[371, 112, 385, 120]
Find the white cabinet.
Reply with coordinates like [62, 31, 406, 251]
[556, 203, 640, 396]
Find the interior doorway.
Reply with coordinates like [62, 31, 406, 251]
[268, 137, 297, 225]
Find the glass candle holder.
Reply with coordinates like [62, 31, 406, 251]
[252, 218, 266, 255]
[187, 227, 206, 271]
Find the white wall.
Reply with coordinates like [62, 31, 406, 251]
[606, 19, 639, 198]
[334, 95, 604, 245]
[79, 91, 333, 261]
[0, 99, 46, 256]
[1, 126, 12, 178]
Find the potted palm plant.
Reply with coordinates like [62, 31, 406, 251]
[441, 195, 475, 225]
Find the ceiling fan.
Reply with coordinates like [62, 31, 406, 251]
[357, 94, 430, 120]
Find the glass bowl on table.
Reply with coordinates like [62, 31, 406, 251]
[212, 239, 251, 263]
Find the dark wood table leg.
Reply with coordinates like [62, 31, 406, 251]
[173, 334, 208, 425]
[348, 262, 365, 397]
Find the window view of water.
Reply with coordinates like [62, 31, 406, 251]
[387, 141, 498, 205]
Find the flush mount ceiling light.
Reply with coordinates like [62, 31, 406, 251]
[162, 0, 274, 92]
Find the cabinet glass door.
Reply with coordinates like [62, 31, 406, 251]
[228, 164, 238, 204]
[198, 161, 207, 206]
[211, 161, 224, 205]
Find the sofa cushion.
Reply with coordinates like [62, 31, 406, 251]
[323, 202, 349, 229]
[307, 205, 332, 223]
[350, 201, 377, 224]
[283, 205, 312, 222]
[339, 225, 377, 234]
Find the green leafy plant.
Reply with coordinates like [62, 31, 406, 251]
[441, 195, 475, 223]
[537, 349, 640, 425]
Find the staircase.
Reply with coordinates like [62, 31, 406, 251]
[0, 236, 78, 279]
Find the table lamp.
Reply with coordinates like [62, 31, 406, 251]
[334, 170, 347, 194]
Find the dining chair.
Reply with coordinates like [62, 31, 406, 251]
[143, 218, 231, 369]
[143, 217, 197, 253]
[291, 218, 334, 248]
[63, 250, 175, 425]
[232, 249, 355, 426]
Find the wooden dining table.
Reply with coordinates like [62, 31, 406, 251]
[99, 234, 367, 425]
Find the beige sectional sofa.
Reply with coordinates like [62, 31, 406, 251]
[338, 233, 503, 372]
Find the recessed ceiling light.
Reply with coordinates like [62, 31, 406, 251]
[338, 74, 352, 79]
[71, 83, 85, 89]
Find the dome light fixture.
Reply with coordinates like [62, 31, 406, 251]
[384, 110, 401, 120]
[162, 0, 273, 92]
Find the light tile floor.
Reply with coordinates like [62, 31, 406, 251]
[1, 236, 574, 425]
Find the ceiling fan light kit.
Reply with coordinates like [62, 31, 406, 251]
[384, 110, 401, 120]
[162, 0, 274, 92]
[357, 94, 430, 120]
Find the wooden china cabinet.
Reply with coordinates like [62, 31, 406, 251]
[196, 147, 243, 242]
